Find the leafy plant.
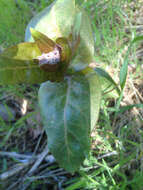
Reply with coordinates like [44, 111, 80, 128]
[0, 0, 103, 172]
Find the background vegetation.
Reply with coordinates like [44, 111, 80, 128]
[0, 0, 143, 189]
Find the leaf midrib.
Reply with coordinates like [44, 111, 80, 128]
[63, 77, 72, 161]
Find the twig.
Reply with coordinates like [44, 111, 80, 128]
[0, 160, 33, 180]
[0, 145, 50, 181]
[33, 129, 45, 154]
[7, 178, 22, 190]
[0, 151, 37, 160]
[20, 145, 49, 190]
[21, 181, 32, 190]
[97, 151, 118, 160]
[28, 144, 49, 175]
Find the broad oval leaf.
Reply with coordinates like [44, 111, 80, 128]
[25, 0, 94, 70]
[0, 42, 41, 60]
[0, 56, 64, 84]
[38, 74, 91, 172]
[25, 0, 75, 41]
[0, 41, 66, 84]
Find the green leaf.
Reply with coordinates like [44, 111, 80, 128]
[38, 74, 91, 172]
[131, 35, 143, 44]
[56, 37, 71, 63]
[0, 42, 41, 60]
[0, 41, 66, 84]
[25, 0, 76, 41]
[73, 12, 82, 40]
[82, 67, 101, 130]
[94, 67, 120, 95]
[69, 8, 94, 71]
[30, 28, 56, 53]
[85, 71, 101, 131]
[68, 12, 82, 58]
[118, 103, 143, 113]
[25, 0, 94, 70]
[0, 56, 64, 84]
[119, 55, 129, 90]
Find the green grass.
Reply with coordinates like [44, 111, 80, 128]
[0, 0, 53, 47]
[0, 0, 31, 47]
[0, 0, 143, 189]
